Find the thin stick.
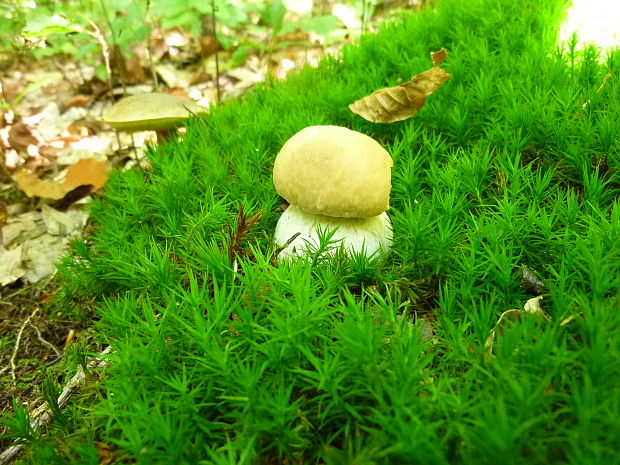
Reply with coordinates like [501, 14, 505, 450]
[80, 14, 123, 151]
[28, 323, 62, 357]
[10, 308, 40, 385]
[210, 0, 221, 103]
[144, 0, 159, 92]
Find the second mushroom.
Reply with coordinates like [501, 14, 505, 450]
[273, 125, 393, 260]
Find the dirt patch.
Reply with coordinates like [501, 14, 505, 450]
[0, 280, 90, 450]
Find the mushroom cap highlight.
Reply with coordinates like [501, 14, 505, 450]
[274, 204, 393, 260]
[102, 92, 208, 132]
[273, 125, 393, 218]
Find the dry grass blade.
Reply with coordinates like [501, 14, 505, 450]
[226, 204, 264, 261]
[349, 48, 452, 123]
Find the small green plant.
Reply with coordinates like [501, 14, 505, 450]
[5, 0, 342, 81]
[0, 400, 37, 445]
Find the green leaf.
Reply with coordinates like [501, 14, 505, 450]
[298, 15, 339, 37]
[161, 11, 202, 36]
[151, 0, 190, 18]
[217, 3, 249, 29]
[230, 45, 248, 67]
[260, 0, 287, 36]
[112, 16, 148, 45]
[189, 0, 212, 15]
[24, 13, 83, 38]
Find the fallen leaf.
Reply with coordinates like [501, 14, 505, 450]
[65, 94, 93, 108]
[8, 122, 39, 152]
[13, 171, 71, 200]
[13, 158, 110, 200]
[349, 48, 452, 123]
[0, 245, 25, 286]
[22, 234, 68, 282]
[485, 295, 550, 355]
[524, 295, 547, 317]
[520, 265, 546, 294]
[64, 158, 109, 190]
[41, 204, 88, 236]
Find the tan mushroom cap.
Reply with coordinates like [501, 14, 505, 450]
[273, 125, 393, 218]
[102, 92, 208, 132]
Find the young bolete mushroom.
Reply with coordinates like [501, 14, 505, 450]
[102, 92, 208, 143]
[273, 125, 393, 260]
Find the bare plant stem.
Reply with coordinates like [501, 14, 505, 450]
[362, 0, 368, 35]
[145, 0, 159, 92]
[29, 323, 62, 357]
[80, 14, 123, 150]
[210, 0, 221, 104]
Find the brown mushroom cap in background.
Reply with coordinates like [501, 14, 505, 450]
[273, 126, 393, 218]
[102, 92, 208, 132]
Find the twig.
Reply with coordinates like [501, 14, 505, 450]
[28, 323, 62, 357]
[210, 0, 221, 104]
[0, 346, 112, 465]
[274, 232, 301, 258]
[144, 0, 159, 92]
[10, 308, 40, 385]
[80, 13, 123, 150]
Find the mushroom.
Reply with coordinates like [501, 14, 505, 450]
[102, 92, 208, 143]
[273, 125, 393, 260]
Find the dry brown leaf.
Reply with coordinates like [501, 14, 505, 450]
[65, 95, 93, 108]
[13, 171, 72, 200]
[64, 158, 109, 191]
[13, 158, 110, 200]
[520, 265, 546, 294]
[8, 122, 38, 152]
[349, 48, 451, 123]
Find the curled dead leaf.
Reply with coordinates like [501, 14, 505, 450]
[349, 48, 452, 123]
[13, 158, 110, 202]
[520, 265, 546, 294]
[8, 122, 39, 152]
[485, 295, 550, 356]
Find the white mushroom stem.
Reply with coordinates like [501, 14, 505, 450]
[274, 205, 392, 261]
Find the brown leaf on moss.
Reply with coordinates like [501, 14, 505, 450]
[13, 158, 110, 201]
[349, 48, 451, 123]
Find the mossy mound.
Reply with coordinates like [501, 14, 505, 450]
[35, 0, 620, 463]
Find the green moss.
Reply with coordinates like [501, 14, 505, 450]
[20, 0, 620, 463]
